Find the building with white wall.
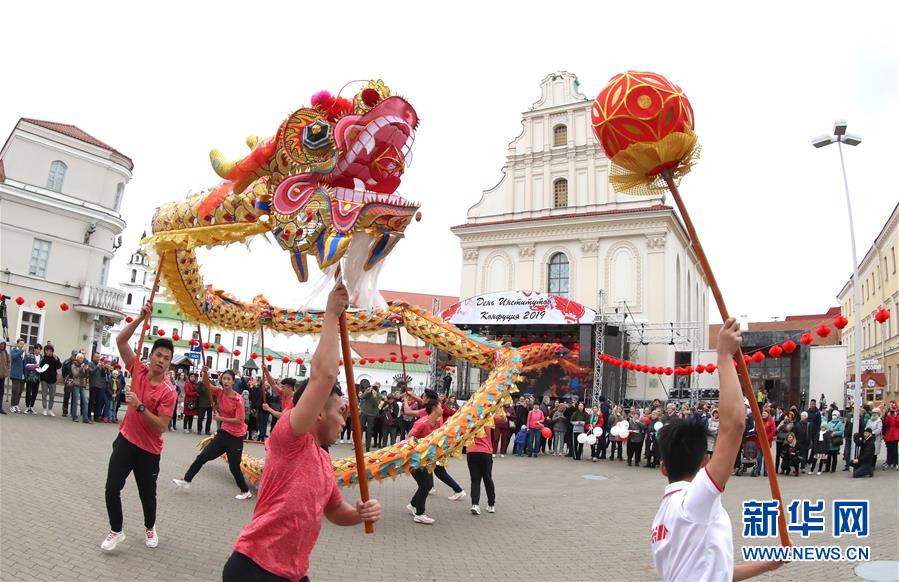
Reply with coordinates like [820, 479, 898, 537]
[0, 118, 131, 354]
[451, 72, 710, 402]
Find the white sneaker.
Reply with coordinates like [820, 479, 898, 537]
[429, 488, 436, 495]
[101, 530, 126, 551]
[145, 526, 158, 548]
[236, 491, 253, 500]
[492, 454, 496, 458]
[11, 406, 20, 413]
[487, 505, 495, 513]
[172, 478, 190, 490]
[26, 407, 34, 414]
[500, 454, 505, 458]
[43, 409, 48, 416]
[816, 471, 821, 475]
[448, 490, 466, 501]
[48, 410, 55, 417]
[470, 504, 481, 515]
[413, 514, 435, 524]
[405, 503, 416, 515]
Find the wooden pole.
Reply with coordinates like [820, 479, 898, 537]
[334, 269, 374, 534]
[135, 254, 166, 360]
[259, 325, 268, 405]
[661, 169, 790, 547]
[196, 325, 215, 414]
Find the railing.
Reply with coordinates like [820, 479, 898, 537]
[78, 283, 126, 314]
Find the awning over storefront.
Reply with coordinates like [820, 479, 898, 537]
[439, 291, 595, 326]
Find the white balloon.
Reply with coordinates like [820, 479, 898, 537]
[593, 427, 603, 437]
[610, 426, 621, 438]
[577, 433, 588, 444]
[586, 434, 597, 445]
[654, 421, 663, 431]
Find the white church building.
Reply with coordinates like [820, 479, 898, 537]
[451, 72, 710, 402]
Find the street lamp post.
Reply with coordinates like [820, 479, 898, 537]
[812, 120, 863, 453]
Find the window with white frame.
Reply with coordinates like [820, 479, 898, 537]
[553, 179, 568, 208]
[46, 160, 67, 192]
[29, 239, 51, 277]
[547, 252, 569, 297]
[20, 310, 42, 346]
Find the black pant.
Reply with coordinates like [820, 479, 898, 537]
[0, 377, 5, 411]
[573, 441, 584, 460]
[257, 411, 270, 440]
[852, 463, 873, 478]
[105, 434, 161, 531]
[183, 415, 195, 431]
[25, 380, 40, 407]
[627, 440, 642, 464]
[197, 407, 213, 434]
[223, 552, 297, 582]
[610, 440, 623, 459]
[775, 441, 784, 472]
[184, 430, 249, 492]
[827, 451, 839, 473]
[433, 465, 462, 493]
[362, 414, 378, 451]
[886, 440, 898, 466]
[597, 434, 608, 458]
[62, 383, 71, 415]
[467, 452, 495, 506]
[410, 469, 433, 515]
[89, 386, 104, 420]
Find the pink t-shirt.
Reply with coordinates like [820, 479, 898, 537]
[214, 387, 247, 437]
[233, 413, 342, 580]
[410, 415, 441, 438]
[527, 409, 545, 429]
[467, 429, 493, 454]
[121, 359, 177, 455]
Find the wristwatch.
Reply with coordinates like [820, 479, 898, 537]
[137, 404, 146, 413]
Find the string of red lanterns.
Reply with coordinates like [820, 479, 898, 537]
[598, 311, 890, 377]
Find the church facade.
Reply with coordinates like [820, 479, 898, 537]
[451, 72, 710, 401]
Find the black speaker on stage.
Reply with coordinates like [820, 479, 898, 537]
[578, 325, 592, 365]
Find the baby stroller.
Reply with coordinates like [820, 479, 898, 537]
[737, 431, 759, 477]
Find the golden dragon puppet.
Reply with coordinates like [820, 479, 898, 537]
[146, 80, 579, 487]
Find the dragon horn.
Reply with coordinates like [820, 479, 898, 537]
[209, 148, 240, 179]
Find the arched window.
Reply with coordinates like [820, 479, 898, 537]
[553, 124, 567, 146]
[547, 253, 569, 297]
[553, 178, 568, 208]
[46, 160, 67, 192]
[130, 269, 137, 283]
[126, 293, 132, 305]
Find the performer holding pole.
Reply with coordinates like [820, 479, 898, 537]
[223, 283, 380, 581]
[102, 258, 177, 552]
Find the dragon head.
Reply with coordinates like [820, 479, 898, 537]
[204, 80, 419, 281]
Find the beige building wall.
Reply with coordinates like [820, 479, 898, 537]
[837, 203, 899, 403]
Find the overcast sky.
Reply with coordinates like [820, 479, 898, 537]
[4, 1, 897, 336]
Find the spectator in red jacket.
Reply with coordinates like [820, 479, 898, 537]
[882, 401, 899, 470]
[756, 410, 776, 477]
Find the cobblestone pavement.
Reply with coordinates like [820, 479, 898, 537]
[2, 405, 897, 581]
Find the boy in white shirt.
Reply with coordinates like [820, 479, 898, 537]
[651, 318, 785, 581]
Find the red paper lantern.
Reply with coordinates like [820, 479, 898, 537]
[741, 354, 751, 364]
[36, 299, 46, 309]
[215, 345, 224, 353]
[233, 349, 241, 356]
[250, 352, 259, 359]
[424, 349, 432, 356]
[799, 333, 814, 345]
[541, 427, 552, 439]
[60, 302, 70, 311]
[591, 71, 696, 180]
[295, 357, 303, 364]
[157, 329, 165, 336]
[768, 345, 783, 359]
[265, 354, 273, 362]
[144, 324, 151, 331]
[172, 333, 180, 341]
[281, 356, 289, 363]
[833, 315, 848, 330]
[782, 339, 797, 354]
[402, 354, 408, 361]
[815, 325, 831, 338]
[389, 355, 397, 362]
[14, 296, 24, 305]
[125, 316, 133, 323]
[412, 352, 420, 359]
[706, 363, 717, 373]
[377, 357, 385, 364]
[696, 364, 706, 374]
[875, 308, 891, 324]
[664, 367, 673, 375]
[751, 352, 765, 364]
[359, 359, 367, 365]
[203, 342, 211, 349]
[188, 339, 197, 346]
